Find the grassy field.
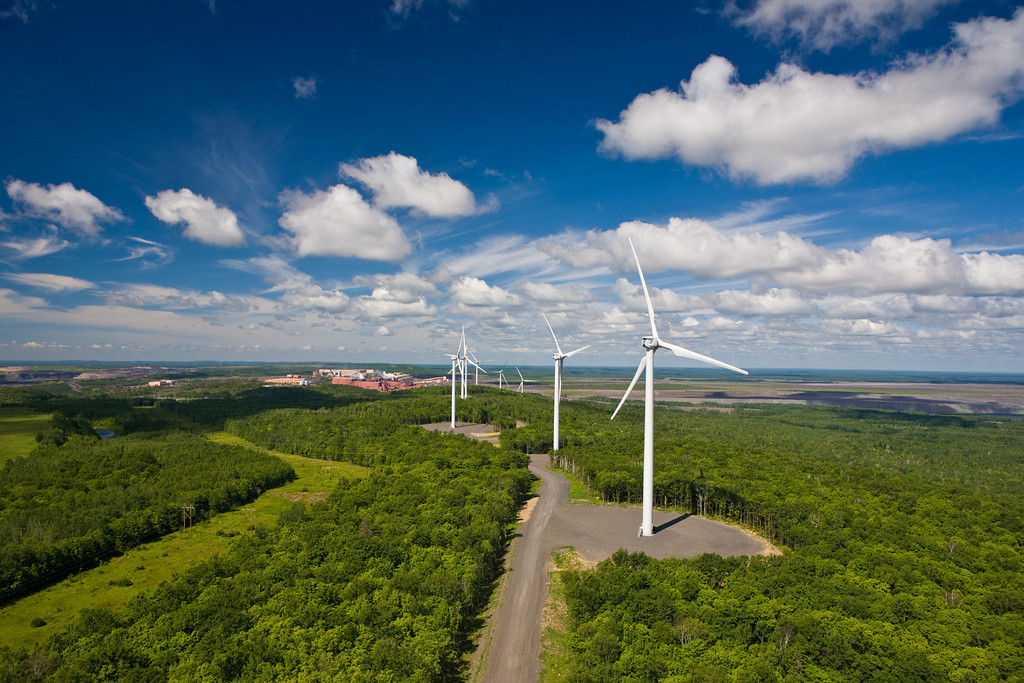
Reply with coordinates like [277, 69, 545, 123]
[0, 408, 49, 465]
[0, 432, 368, 652]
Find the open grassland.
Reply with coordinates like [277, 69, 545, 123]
[0, 408, 49, 464]
[0, 432, 367, 651]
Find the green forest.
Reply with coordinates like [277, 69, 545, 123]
[0, 375, 1021, 681]
[531, 402, 1024, 681]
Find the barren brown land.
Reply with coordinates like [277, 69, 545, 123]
[542, 379, 1024, 416]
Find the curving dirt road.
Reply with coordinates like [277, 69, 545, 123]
[477, 453, 773, 682]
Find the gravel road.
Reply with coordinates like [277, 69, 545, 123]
[478, 453, 772, 682]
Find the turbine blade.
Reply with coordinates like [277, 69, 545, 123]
[541, 312, 563, 355]
[563, 344, 591, 359]
[516, 367, 524, 381]
[611, 355, 647, 420]
[466, 358, 486, 373]
[659, 340, 748, 375]
[628, 237, 659, 340]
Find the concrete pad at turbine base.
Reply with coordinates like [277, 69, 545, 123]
[544, 503, 772, 564]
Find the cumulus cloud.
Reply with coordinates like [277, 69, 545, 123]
[555, 217, 823, 279]
[3, 272, 94, 293]
[351, 271, 439, 318]
[293, 76, 318, 99]
[555, 219, 1024, 297]
[340, 152, 484, 218]
[351, 271, 439, 302]
[6, 179, 125, 235]
[775, 235, 1024, 296]
[733, 0, 961, 50]
[145, 188, 246, 247]
[278, 184, 412, 262]
[597, 9, 1024, 184]
[450, 276, 521, 307]
[279, 285, 350, 313]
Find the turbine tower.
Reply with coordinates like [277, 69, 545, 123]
[455, 327, 484, 399]
[516, 366, 528, 393]
[543, 313, 590, 452]
[611, 238, 747, 537]
[497, 362, 508, 389]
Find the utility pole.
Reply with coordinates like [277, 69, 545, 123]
[182, 504, 195, 534]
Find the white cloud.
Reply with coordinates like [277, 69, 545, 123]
[520, 281, 595, 304]
[556, 219, 1024, 298]
[733, 0, 961, 50]
[6, 180, 125, 235]
[389, 0, 470, 19]
[279, 285, 350, 313]
[293, 76, 318, 99]
[351, 271, 439, 302]
[112, 236, 175, 268]
[711, 288, 813, 316]
[352, 271, 439, 318]
[145, 188, 246, 247]
[3, 272, 94, 292]
[556, 217, 823, 279]
[450, 276, 521, 307]
[340, 152, 483, 218]
[1, 235, 70, 259]
[278, 184, 413, 262]
[446, 234, 557, 279]
[597, 9, 1024, 184]
[776, 235, 1024, 295]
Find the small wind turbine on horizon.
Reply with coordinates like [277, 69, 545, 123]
[543, 313, 590, 452]
[612, 237, 747, 537]
[497, 362, 508, 389]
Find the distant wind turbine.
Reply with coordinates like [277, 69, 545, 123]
[515, 366, 533, 393]
[497, 362, 508, 389]
[612, 238, 747, 537]
[454, 327, 484, 399]
[543, 313, 590, 452]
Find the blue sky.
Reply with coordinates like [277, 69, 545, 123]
[1, 0, 1023, 372]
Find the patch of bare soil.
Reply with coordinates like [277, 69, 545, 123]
[267, 491, 330, 503]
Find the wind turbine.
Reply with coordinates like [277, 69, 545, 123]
[497, 362, 508, 389]
[448, 356, 458, 428]
[455, 327, 484, 399]
[612, 238, 747, 537]
[542, 313, 590, 452]
[515, 366, 533, 393]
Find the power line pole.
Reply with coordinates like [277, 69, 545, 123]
[182, 504, 195, 534]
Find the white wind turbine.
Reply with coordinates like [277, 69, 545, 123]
[611, 238, 748, 537]
[455, 327, 484, 399]
[543, 313, 590, 452]
[515, 366, 533, 393]
[497, 362, 508, 389]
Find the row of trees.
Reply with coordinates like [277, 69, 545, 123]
[0, 430, 294, 601]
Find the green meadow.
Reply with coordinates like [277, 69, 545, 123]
[0, 432, 367, 651]
[0, 408, 49, 465]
